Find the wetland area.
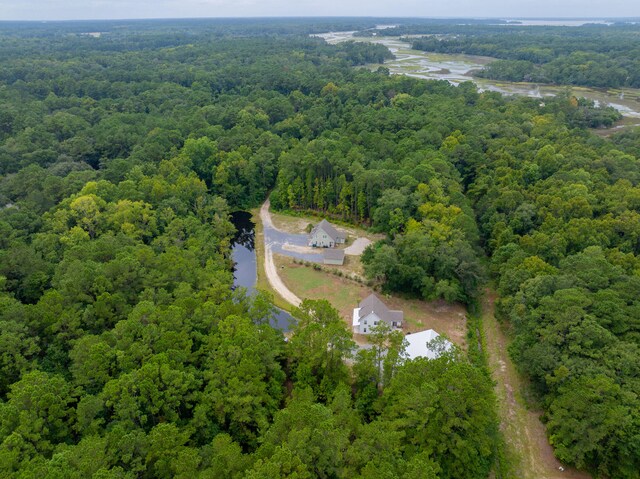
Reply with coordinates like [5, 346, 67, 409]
[317, 30, 640, 121]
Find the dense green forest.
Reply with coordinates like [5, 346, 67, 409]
[0, 18, 639, 479]
[362, 24, 640, 88]
[0, 21, 499, 479]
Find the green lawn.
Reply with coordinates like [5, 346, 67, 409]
[275, 255, 469, 347]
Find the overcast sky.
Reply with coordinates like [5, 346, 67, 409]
[1, 0, 638, 21]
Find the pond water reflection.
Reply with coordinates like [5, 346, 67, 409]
[230, 211, 295, 332]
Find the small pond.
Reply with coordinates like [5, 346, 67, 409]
[230, 211, 295, 332]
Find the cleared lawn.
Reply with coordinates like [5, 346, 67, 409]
[275, 254, 468, 348]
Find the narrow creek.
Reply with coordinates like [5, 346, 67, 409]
[230, 211, 295, 331]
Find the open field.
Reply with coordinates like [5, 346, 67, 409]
[274, 254, 468, 348]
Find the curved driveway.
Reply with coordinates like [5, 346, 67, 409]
[260, 199, 311, 308]
[261, 200, 323, 263]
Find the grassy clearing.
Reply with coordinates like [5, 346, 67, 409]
[590, 116, 640, 137]
[275, 254, 468, 348]
[339, 253, 365, 278]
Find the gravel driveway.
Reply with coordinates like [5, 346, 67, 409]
[260, 200, 307, 309]
[261, 200, 323, 263]
[344, 237, 372, 255]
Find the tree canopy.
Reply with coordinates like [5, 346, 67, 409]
[0, 17, 639, 479]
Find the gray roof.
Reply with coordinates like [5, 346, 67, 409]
[323, 249, 345, 261]
[311, 219, 345, 241]
[358, 293, 403, 325]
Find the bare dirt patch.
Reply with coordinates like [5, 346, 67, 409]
[270, 212, 312, 235]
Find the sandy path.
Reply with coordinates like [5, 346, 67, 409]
[482, 291, 590, 479]
[260, 199, 275, 229]
[260, 200, 301, 308]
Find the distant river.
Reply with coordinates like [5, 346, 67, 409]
[316, 31, 640, 119]
[230, 211, 295, 331]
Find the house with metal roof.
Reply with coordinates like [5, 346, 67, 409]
[404, 329, 452, 360]
[352, 293, 403, 334]
[309, 219, 346, 248]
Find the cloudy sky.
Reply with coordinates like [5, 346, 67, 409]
[1, 0, 638, 21]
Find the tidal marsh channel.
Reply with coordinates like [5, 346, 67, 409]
[317, 31, 640, 121]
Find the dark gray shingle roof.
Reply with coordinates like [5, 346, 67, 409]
[358, 293, 403, 325]
[311, 219, 345, 241]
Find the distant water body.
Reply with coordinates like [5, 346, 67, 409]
[315, 29, 640, 119]
[503, 19, 614, 26]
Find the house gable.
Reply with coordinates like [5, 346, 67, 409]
[353, 293, 403, 334]
[309, 219, 346, 247]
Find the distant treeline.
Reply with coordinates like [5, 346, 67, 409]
[359, 24, 640, 89]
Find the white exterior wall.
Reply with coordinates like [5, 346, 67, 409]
[357, 312, 382, 334]
[352, 307, 361, 332]
[310, 227, 334, 248]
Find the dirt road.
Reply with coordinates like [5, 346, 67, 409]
[482, 291, 590, 479]
[260, 200, 302, 308]
[260, 199, 275, 229]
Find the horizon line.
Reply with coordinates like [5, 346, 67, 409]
[1, 15, 639, 23]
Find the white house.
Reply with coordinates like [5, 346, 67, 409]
[309, 219, 346, 248]
[405, 329, 452, 360]
[352, 293, 403, 334]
